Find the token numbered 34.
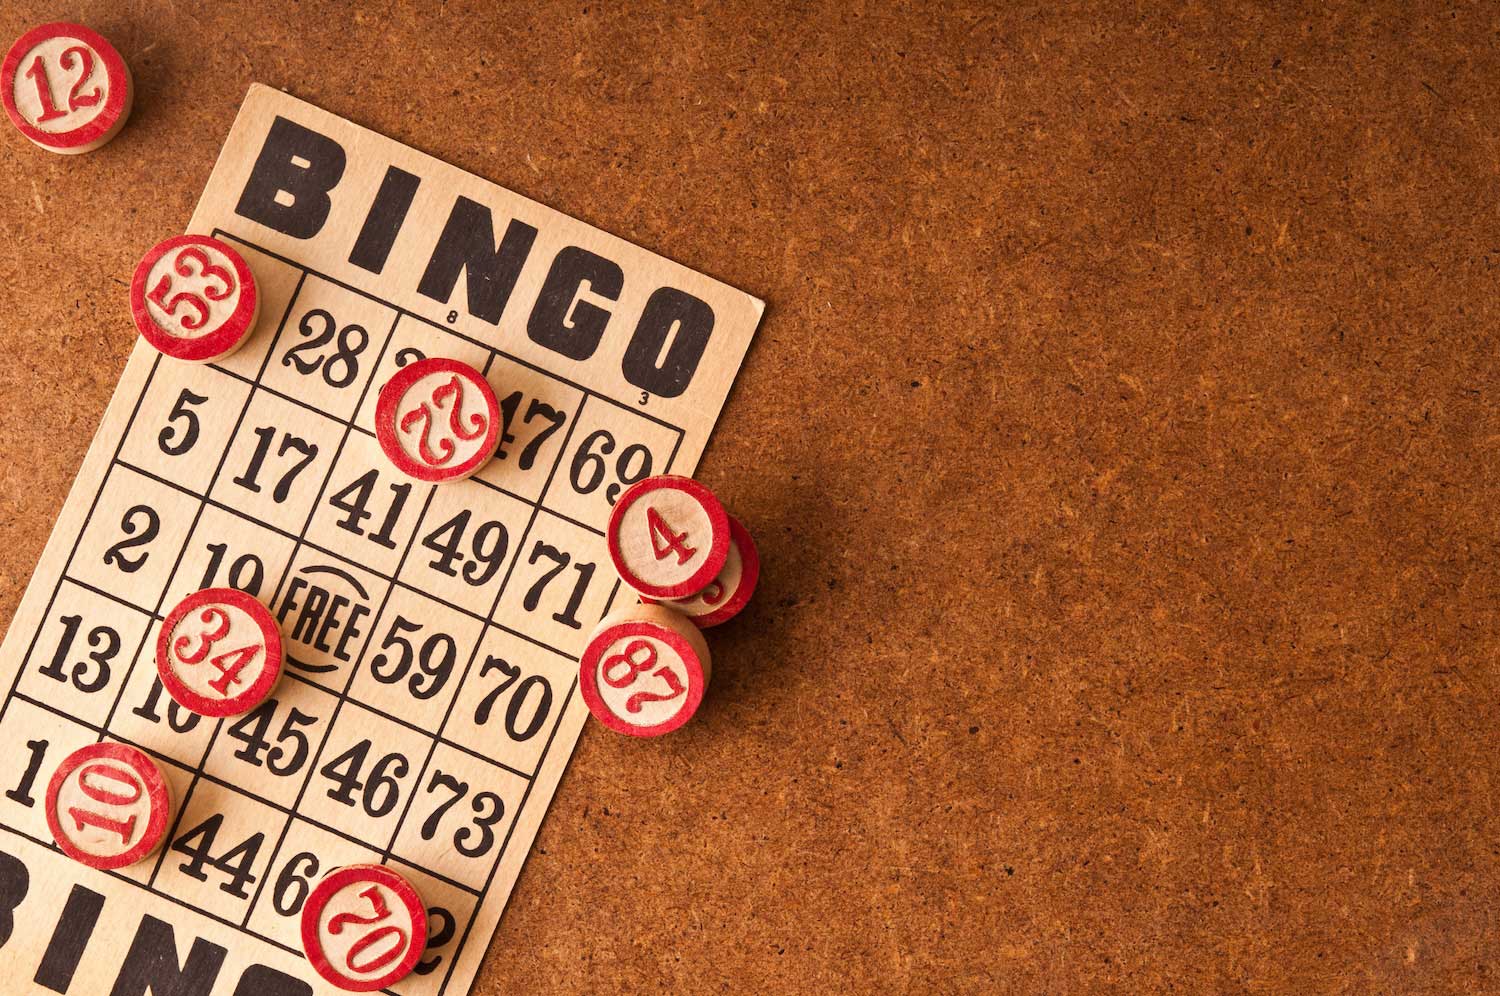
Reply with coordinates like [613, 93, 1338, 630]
[157, 588, 283, 717]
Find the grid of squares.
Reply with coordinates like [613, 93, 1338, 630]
[0, 233, 685, 994]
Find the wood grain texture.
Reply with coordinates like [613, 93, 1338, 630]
[0, 2, 1495, 993]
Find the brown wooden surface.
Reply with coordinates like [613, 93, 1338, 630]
[1, 2, 1496, 993]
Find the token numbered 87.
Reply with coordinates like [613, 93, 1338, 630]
[607, 475, 730, 599]
[157, 588, 283, 717]
[580, 604, 713, 737]
[301, 864, 428, 992]
[46, 743, 170, 870]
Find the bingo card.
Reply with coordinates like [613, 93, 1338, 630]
[0, 84, 762, 995]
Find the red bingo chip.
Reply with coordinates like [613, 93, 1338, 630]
[132, 235, 260, 363]
[648, 515, 760, 628]
[2, 22, 132, 154]
[46, 743, 170, 870]
[157, 587, 283, 717]
[376, 357, 501, 483]
[607, 475, 731, 599]
[301, 864, 428, 992]
[580, 604, 713, 737]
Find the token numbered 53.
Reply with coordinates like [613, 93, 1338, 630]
[157, 588, 283, 717]
[301, 864, 428, 991]
[46, 743, 170, 870]
[376, 357, 500, 483]
[132, 235, 260, 362]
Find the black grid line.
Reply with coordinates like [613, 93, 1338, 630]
[4, 232, 690, 996]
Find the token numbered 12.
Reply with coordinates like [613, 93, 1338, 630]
[2, 22, 132, 154]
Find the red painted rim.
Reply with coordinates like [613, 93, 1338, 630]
[131, 235, 259, 362]
[375, 357, 500, 482]
[648, 515, 760, 628]
[579, 618, 708, 737]
[156, 587, 283, 717]
[301, 864, 428, 991]
[45, 742, 169, 870]
[606, 475, 731, 598]
[2, 23, 129, 150]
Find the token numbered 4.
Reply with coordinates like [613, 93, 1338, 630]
[607, 475, 730, 599]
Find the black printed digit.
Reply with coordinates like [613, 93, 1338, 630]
[101, 505, 160, 573]
[272, 851, 320, 916]
[157, 388, 207, 456]
[282, 309, 369, 388]
[568, 429, 653, 504]
[328, 469, 411, 550]
[170, 814, 264, 898]
[473, 655, 553, 742]
[420, 510, 510, 586]
[232, 427, 319, 502]
[319, 740, 409, 817]
[200, 542, 266, 596]
[132, 676, 201, 733]
[5, 740, 48, 807]
[37, 615, 118, 693]
[369, 615, 457, 700]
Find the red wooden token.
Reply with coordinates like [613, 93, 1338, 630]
[45, 742, 170, 870]
[579, 604, 713, 737]
[2, 23, 132, 154]
[607, 475, 731, 599]
[157, 587, 283, 717]
[301, 864, 428, 992]
[131, 235, 260, 362]
[648, 514, 760, 628]
[375, 357, 501, 483]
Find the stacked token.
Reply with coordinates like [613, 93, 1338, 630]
[587, 475, 760, 736]
[375, 357, 500, 483]
[2, 22, 132, 154]
[157, 587, 284, 717]
[301, 864, 428, 991]
[46, 742, 170, 870]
